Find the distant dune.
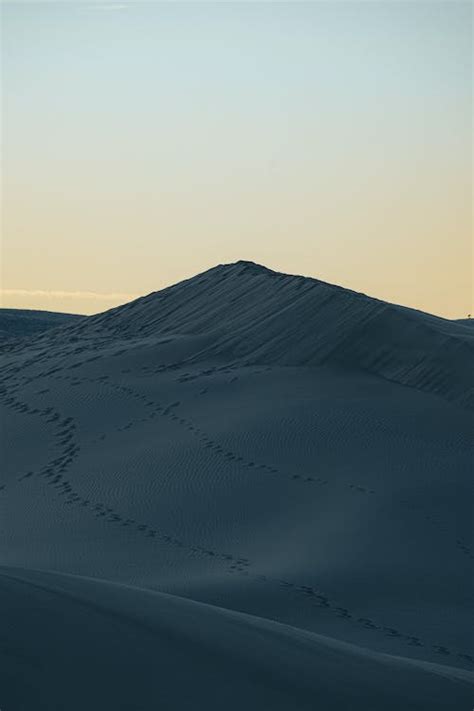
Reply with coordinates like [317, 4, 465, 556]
[1, 262, 472, 710]
[0, 308, 83, 340]
[64, 261, 474, 408]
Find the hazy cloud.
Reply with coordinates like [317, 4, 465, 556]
[1, 289, 139, 301]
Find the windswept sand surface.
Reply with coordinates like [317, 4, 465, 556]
[0, 308, 82, 340]
[1, 262, 473, 709]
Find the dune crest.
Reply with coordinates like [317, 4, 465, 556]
[41, 261, 474, 408]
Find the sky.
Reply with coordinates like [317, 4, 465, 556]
[1, 0, 472, 317]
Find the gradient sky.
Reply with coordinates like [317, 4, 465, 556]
[2, 1, 472, 317]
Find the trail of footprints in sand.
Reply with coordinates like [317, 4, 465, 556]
[2, 345, 473, 571]
[3, 340, 473, 565]
[0, 385, 251, 574]
[3, 349, 364, 491]
[96, 360, 376, 494]
[1, 355, 473, 664]
[86, 362, 474, 564]
[7, 336, 474, 544]
[168, 364, 474, 564]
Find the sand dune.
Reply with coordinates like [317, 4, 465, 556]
[62, 261, 474, 407]
[1, 262, 472, 709]
[2, 567, 472, 711]
[0, 308, 82, 340]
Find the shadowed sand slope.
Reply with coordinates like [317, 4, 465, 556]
[1, 567, 473, 711]
[1, 262, 472, 710]
[0, 308, 83, 341]
[49, 261, 474, 408]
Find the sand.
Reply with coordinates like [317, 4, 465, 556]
[1, 261, 472, 709]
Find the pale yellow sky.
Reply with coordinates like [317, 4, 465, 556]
[1, 1, 472, 318]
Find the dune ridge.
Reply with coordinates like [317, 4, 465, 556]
[37, 261, 474, 409]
